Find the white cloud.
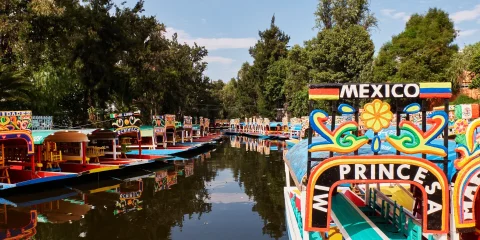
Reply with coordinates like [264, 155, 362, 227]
[206, 193, 253, 204]
[381, 9, 395, 16]
[201, 18, 207, 24]
[458, 29, 479, 38]
[451, 4, 480, 23]
[165, 27, 257, 51]
[204, 56, 235, 64]
[381, 9, 410, 22]
[477, 19, 480, 24]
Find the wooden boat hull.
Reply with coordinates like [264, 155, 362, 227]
[0, 160, 166, 197]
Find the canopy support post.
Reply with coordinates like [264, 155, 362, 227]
[82, 142, 87, 165]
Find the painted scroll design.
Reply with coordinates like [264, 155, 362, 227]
[184, 116, 193, 129]
[152, 115, 165, 128]
[0, 111, 32, 131]
[386, 111, 448, 157]
[111, 112, 141, 129]
[455, 118, 480, 170]
[308, 109, 368, 153]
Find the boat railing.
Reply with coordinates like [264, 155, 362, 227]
[368, 187, 422, 239]
[86, 146, 106, 163]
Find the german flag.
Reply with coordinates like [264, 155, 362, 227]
[309, 86, 340, 100]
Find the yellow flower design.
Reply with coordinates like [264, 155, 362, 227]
[360, 99, 393, 133]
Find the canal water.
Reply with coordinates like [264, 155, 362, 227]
[1, 136, 288, 240]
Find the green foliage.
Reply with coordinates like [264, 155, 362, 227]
[0, 0, 216, 127]
[282, 45, 310, 116]
[314, 0, 377, 31]
[306, 25, 374, 84]
[0, 63, 32, 108]
[248, 15, 290, 117]
[223, 3, 375, 119]
[469, 50, 480, 89]
[447, 43, 480, 92]
[451, 94, 479, 105]
[374, 8, 458, 85]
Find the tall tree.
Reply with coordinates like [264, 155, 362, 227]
[236, 62, 257, 117]
[314, 0, 377, 31]
[249, 15, 290, 117]
[283, 45, 310, 116]
[374, 8, 458, 85]
[306, 25, 374, 84]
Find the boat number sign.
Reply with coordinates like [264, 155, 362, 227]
[305, 156, 448, 233]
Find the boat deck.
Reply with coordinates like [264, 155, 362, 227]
[332, 193, 390, 239]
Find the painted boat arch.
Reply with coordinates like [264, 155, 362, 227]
[114, 126, 141, 140]
[0, 130, 35, 155]
[305, 155, 449, 234]
[453, 118, 480, 233]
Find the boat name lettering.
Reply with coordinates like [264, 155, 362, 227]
[307, 159, 447, 233]
[0, 111, 32, 116]
[340, 84, 419, 99]
[117, 127, 139, 135]
[120, 191, 141, 199]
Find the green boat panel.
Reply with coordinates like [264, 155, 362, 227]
[32, 130, 58, 145]
[331, 193, 389, 240]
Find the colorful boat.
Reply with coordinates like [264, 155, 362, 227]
[282, 82, 480, 240]
[0, 111, 79, 192]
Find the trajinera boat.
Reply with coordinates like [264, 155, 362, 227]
[283, 82, 480, 240]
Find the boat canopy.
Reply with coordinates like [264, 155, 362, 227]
[285, 137, 458, 190]
[88, 129, 117, 140]
[44, 131, 90, 143]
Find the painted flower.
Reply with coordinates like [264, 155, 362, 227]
[360, 99, 393, 133]
[454, 119, 469, 134]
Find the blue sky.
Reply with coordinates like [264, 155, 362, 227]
[115, 0, 480, 82]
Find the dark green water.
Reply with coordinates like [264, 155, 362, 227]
[1, 137, 288, 240]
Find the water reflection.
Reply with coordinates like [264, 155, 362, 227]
[0, 137, 287, 239]
[230, 136, 286, 156]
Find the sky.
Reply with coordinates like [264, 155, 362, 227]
[115, 0, 480, 82]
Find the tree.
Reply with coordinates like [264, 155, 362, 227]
[236, 62, 257, 116]
[249, 15, 290, 117]
[283, 45, 310, 116]
[314, 0, 377, 31]
[220, 78, 242, 118]
[466, 43, 480, 89]
[0, 63, 32, 108]
[374, 8, 458, 85]
[306, 25, 375, 84]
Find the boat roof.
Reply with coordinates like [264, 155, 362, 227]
[44, 130, 90, 143]
[285, 137, 458, 190]
[33, 129, 96, 144]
